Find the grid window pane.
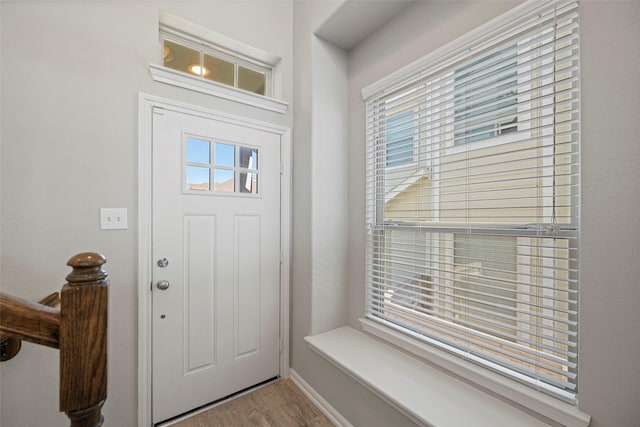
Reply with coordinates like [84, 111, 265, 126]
[214, 143, 235, 167]
[214, 169, 234, 192]
[239, 172, 258, 194]
[186, 166, 210, 191]
[239, 147, 258, 170]
[238, 66, 266, 95]
[186, 138, 210, 164]
[164, 40, 200, 75]
[204, 54, 235, 86]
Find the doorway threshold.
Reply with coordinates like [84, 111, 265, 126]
[156, 376, 279, 427]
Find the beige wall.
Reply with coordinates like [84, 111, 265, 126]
[577, 1, 640, 425]
[0, 2, 292, 426]
[345, 1, 640, 426]
[1, 1, 639, 426]
[291, 2, 418, 426]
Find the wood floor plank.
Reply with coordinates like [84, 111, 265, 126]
[166, 379, 335, 427]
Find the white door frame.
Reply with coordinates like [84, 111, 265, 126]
[137, 93, 291, 427]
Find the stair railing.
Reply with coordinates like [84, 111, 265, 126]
[0, 252, 108, 427]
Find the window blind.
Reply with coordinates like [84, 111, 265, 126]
[364, 1, 579, 402]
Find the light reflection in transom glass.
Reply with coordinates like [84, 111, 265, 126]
[163, 40, 199, 75]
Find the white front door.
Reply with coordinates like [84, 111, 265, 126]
[151, 107, 281, 423]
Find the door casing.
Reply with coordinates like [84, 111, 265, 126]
[137, 93, 291, 427]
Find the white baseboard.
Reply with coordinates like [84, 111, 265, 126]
[289, 369, 353, 427]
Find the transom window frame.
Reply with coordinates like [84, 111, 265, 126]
[160, 32, 272, 97]
[149, 10, 288, 114]
[362, 0, 581, 410]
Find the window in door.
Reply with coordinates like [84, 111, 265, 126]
[185, 136, 259, 195]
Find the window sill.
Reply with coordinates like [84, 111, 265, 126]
[148, 64, 289, 115]
[305, 324, 590, 427]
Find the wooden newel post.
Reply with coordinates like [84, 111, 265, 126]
[60, 253, 108, 427]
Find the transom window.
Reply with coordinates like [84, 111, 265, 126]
[161, 36, 270, 96]
[155, 10, 281, 102]
[364, 1, 580, 402]
[185, 136, 259, 195]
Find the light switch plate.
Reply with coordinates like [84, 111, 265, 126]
[100, 208, 128, 230]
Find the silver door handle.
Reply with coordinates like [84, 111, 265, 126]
[156, 280, 170, 290]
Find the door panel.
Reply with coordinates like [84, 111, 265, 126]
[184, 214, 216, 374]
[151, 108, 281, 423]
[234, 214, 261, 359]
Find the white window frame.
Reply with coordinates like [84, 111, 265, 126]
[183, 136, 261, 197]
[362, 0, 583, 422]
[160, 33, 272, 96]
[149, 10, 288, 114]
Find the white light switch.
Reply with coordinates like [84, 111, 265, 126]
[100, 208, 128, 230]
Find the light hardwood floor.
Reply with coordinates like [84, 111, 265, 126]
[163, 379, 336, 427]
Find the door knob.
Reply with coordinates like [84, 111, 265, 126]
[156, 280, 170, 290]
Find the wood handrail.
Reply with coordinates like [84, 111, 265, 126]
[0, 292, 61, 348]
[0, 252, 108, 427]
[0, 292, 60, 361]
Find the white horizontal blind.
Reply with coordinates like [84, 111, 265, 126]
[364, 1, 579, 402]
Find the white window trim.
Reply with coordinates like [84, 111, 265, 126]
[161, 32, 273, 97]
[150, 10, 288, 114]
[149, 64, 288, 114]
[306, 325, 590, 427]
[358, 318, 590, 427]
[356, 0, 586, 424]
[159, 10, 280, 67]
[362, 1, 566, 101]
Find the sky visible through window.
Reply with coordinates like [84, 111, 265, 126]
[186, 137, 236, 188]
